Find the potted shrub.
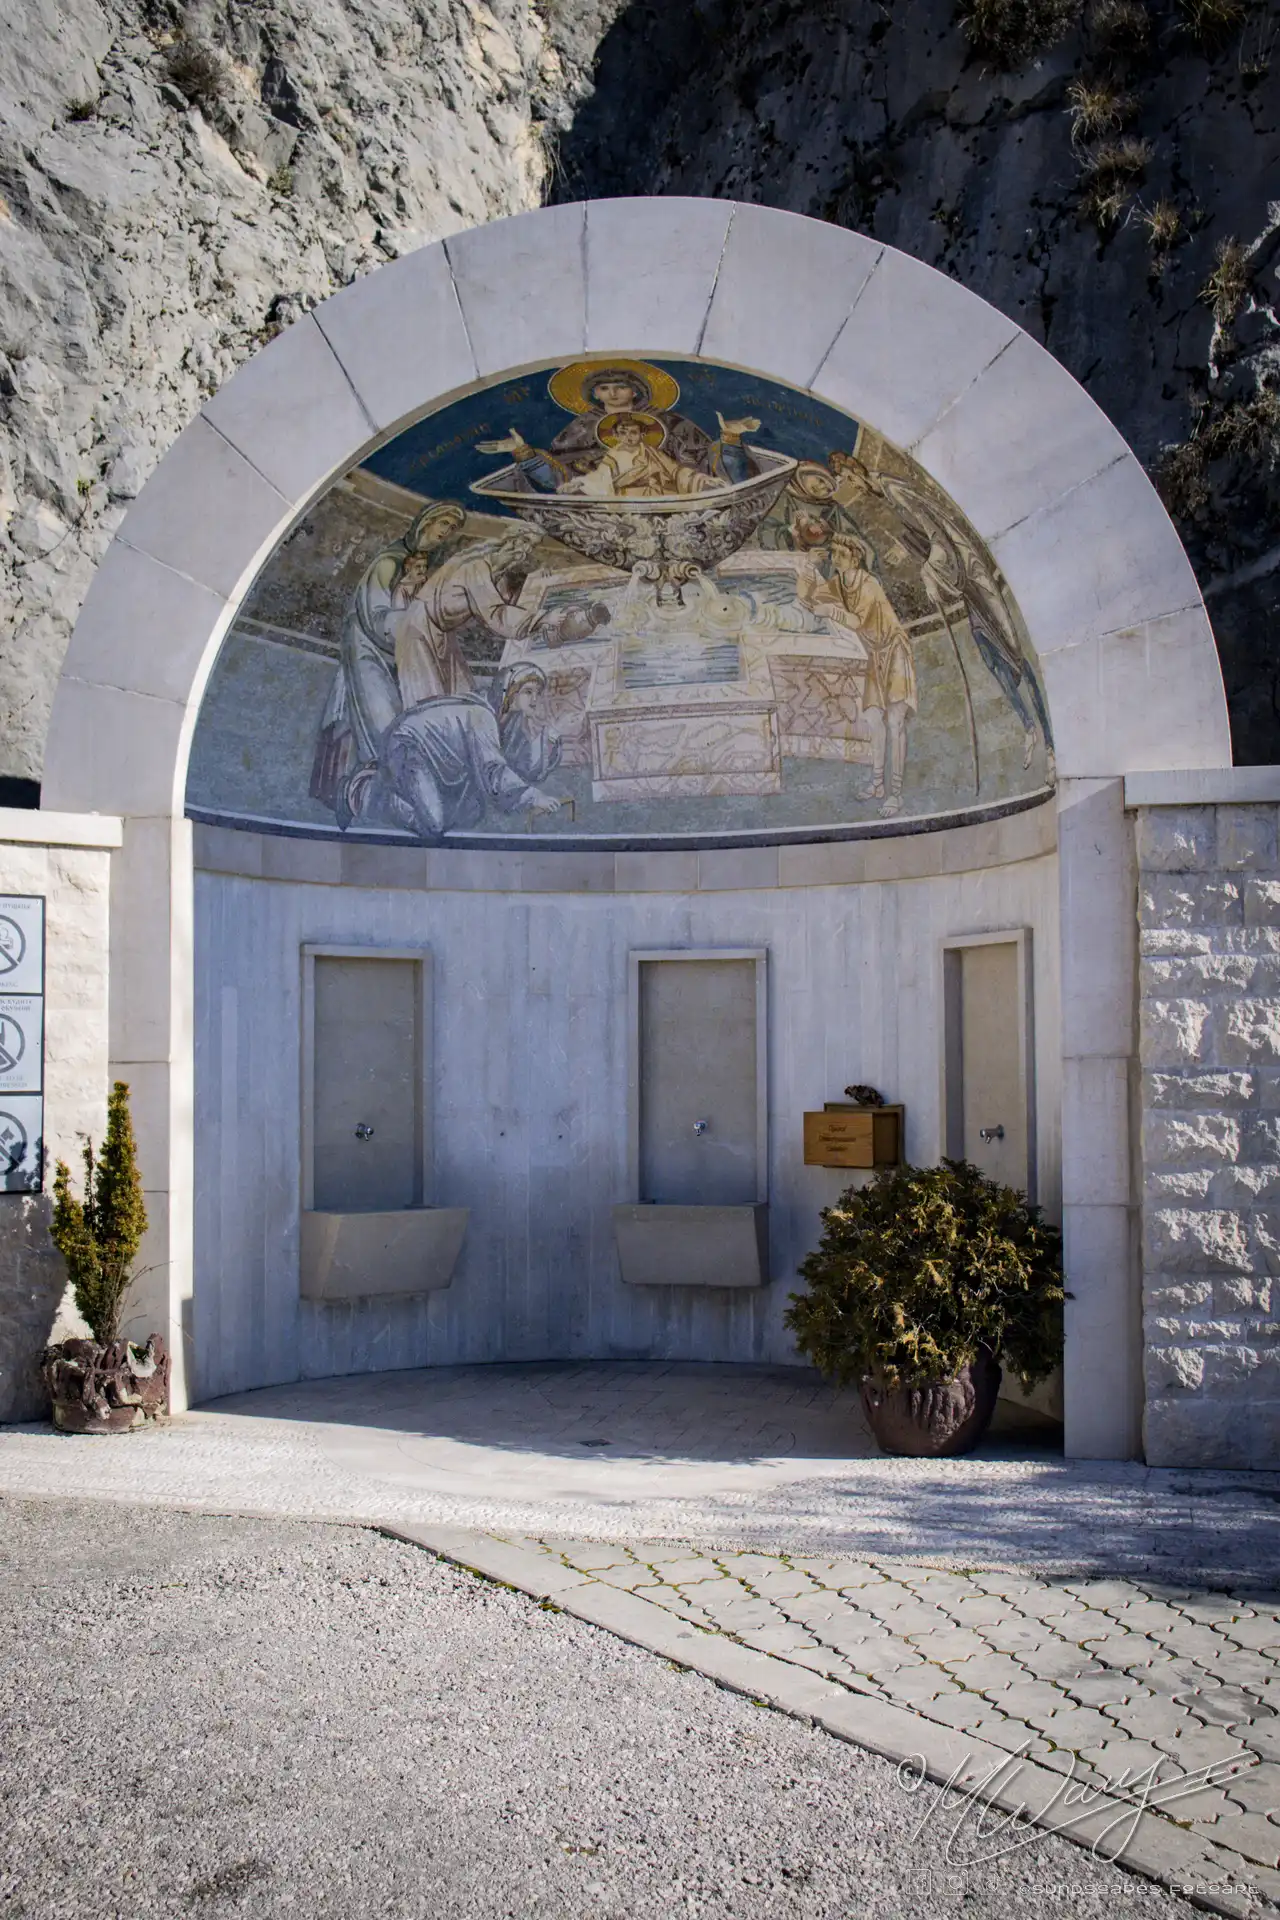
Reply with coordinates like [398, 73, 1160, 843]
[786, 1159, 1065, 1457]
[41, 1081, 169, 1434]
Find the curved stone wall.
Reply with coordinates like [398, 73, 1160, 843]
[190, 809, 1060, 1400]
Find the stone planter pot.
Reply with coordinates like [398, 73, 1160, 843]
[41, 1336, 170, 1434]
[860, 1350, 1002, 1458]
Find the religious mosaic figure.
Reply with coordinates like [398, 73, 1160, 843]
[765, 461, 863, 556]
[311, 501, 464, 805]
[900, 511, 1054, 775]
[313, 518, 608, 811]
[339, 662, 566, 840]
[478, 408, 760, 497]
[800, 531, 918, 816]
[830, 451, 1053, 773]
[534, 358, 759, 477]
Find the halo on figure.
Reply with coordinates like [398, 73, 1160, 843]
[406, 501, 466, 553]
[596, 410, 667, 450]
[790, 461, 838, 503]
[547, 358, 681, 416]
[828, 450, 885, 496]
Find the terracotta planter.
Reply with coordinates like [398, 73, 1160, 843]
[41, 1336, 171, 1434]
[860, 1349, 1002, 1457]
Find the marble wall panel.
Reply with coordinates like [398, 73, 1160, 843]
[191, 857, 1061, 1399]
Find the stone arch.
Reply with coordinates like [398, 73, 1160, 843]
[41, 199, 1230, 1443]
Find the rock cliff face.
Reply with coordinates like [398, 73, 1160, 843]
[0, 0, 617, 787]
[557, 0, 1280, 762]
[2, 0, 1278, 776]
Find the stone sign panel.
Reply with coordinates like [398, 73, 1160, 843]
[187, 357, 1055, 850]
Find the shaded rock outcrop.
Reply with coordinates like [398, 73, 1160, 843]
[556, 0, 1280, 761]
[4, 0, 1277, 774]
[0, 0, 618, 785]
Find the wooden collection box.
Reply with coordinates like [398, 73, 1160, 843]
[803, 1103, 904, 1170]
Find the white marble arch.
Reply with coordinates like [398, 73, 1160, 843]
[41, 198, 1230, 1452]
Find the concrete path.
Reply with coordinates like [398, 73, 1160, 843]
[395, 1525, 1279, 1919]
[0, 1500, 1216, 1920]
[2, 1361, 1278, 1580]
[3, 1360, 1279, 1914]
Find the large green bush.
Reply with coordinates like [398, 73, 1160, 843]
[50, 1081, 148, 1346]
[785, 1159, 1065, 1391]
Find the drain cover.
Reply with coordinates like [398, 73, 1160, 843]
[578, 1438, 611, 1448]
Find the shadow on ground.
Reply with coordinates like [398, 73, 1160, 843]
[202, 1359, 1062, 1465]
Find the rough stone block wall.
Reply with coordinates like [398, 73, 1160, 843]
[0, 834, 111, 1423]
[1138, 803, 1280, 1469]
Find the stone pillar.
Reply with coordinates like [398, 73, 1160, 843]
[1132, 781, 1280, 1469]
[108, 815, 196, 1409]
[1058, 778, 1142, 1459]
[0, 809, 121, 1421]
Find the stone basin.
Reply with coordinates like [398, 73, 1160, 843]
[470, 449, 797, 601]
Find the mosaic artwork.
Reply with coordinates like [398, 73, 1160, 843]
[187, 357, 1056, 846]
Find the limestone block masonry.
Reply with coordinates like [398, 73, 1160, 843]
[1136, 790, 1280, 1468]
[0, 809, 121, 1422]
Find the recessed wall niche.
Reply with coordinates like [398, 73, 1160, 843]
[615, 949, 769, 1289]
[299, 945, 467, 1302]
[941, 929, 1035, 1200]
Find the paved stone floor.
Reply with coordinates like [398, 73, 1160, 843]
[3, 1362, 1278, 1578]
[490, 1532, 1280, 1911]
[4, 1361, 1279, 1914]
[0, 1502, 1222, 1920]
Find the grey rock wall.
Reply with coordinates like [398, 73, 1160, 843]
[1138, 803, 1280, 1467]
[5, 0, 1278, 781]
[557, 0, 1280, 763]
[0, 0, 620, 786]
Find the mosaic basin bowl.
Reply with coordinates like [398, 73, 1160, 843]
[471, 449, 797, 598]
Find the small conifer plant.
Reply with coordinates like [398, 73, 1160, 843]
[786, 1159, 1065, 1392]
[50, 1081, 148, 1346]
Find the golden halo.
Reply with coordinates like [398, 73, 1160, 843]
[547, 358, 681, 416]
[790, 461, 837, 503]
[597, 410, 667, 449]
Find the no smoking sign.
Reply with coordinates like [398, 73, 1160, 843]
[0, 898, 45, 1190]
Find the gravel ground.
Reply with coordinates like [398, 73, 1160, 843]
[0, 1498, 1204, 1920]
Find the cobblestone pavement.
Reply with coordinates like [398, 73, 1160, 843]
[496, 1533, 1280, 1913]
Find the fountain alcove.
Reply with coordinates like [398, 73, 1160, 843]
[185, 347, 1058, 1341]
[42, 200, 1230, 1457]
